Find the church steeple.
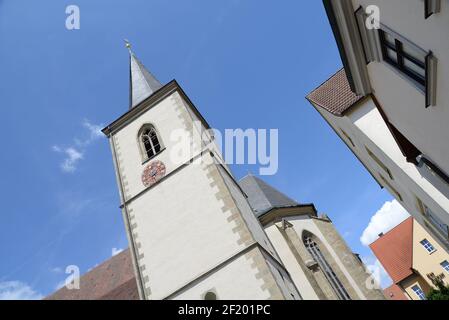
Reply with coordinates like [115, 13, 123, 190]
[126, 40, 163, 109]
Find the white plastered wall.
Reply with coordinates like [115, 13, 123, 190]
[109, 88, 300, 300]
[353, 0, 449, 176]
[284, 216, 367, 299]
[313, 97, 449, 249]
[264, 223, 320, 300]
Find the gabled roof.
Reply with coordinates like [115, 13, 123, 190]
[369, 217, 414, 284]
[129, 52, 163, 109]
[306, 69, 364, 116]
[239, 175, 299, 217]
[45, 249, 138, 300]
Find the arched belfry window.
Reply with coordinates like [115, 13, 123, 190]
[139, 125, 162, 161]
[304, 235, 351, 300]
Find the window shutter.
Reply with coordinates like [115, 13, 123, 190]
[425, 52, 437, 107]
[424, 0, 441, 19]
[355, 7, 382, 63]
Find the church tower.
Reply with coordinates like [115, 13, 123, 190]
[102, 45, 301, 300]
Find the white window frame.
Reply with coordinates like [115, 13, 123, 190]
[411, 285, 426, 300]
[441, 260, 449, 274]
[420, 239, 436, 253]
[138, 124, 164, 163]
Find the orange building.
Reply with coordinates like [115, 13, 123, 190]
[370, 217, 449, 300]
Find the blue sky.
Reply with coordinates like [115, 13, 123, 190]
[0, 0, 401, 298]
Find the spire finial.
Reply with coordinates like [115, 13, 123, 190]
[124, 39, 132, 54]
[127, 41, 163, 109]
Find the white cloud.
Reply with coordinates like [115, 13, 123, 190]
[360, 199, 410, 246]
[52, 119, 103, 173]
[83, 119, 103, 140]
[75, 120, 103, 147]
[61, 147, 84, 173]
[52, 145, 62, 153]
[0, 281, 43, 300]
[50, 267, 63, 274]
[362, 256, 392, 289]
[112, 247, 123, 256]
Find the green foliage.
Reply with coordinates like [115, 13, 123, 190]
[426, 279, 449, 300]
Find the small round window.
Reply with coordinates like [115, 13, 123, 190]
[204, 291, 217, 300]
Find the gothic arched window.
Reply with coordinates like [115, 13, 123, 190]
[139, 125, 162, 160]
[304, 236, 351, 300]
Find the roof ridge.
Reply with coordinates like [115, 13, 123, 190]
[369, 216, 413, 246]
[238, 175, 299, 217]
[253, 175, 298, 206]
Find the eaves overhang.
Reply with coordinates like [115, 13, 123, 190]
[257, 204, 318, 227]
[322, 0, 372, 96]
[102, 80, 211, 137]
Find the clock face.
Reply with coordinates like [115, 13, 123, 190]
[141, 160, 166, 187]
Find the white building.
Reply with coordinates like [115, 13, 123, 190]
[47, 46, 383, 300]
[309, 0, 449, 247]
[307, 69, 449, 251]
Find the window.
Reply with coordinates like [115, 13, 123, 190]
[379, 30, 426, 91]
[419, 156, 449, 186]
[411, 285, 426, 300]
[441, 260, 449, 274]
[378, 28, 437, 107]
[424, 0, 441, 19]
[420, 239, 435, 253]
[204, 291, 217, 300]
[426, 206, 449, 239]
[366, 147, 393, 180]
[417, 198, 449, 239]
[355, 8, 438, 107]
[304, 236, 351, 300]
[379, 174, 403, 202]
[340, 129, 355, 147]
[140, 125, 162, 160]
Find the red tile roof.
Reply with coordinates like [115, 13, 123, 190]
[383, 284, 408, 300]
[369, 217, 414, 284]
[306, 69, 364, 116]
[45, 249, 139, 300]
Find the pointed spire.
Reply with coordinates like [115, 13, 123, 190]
[125, 40, 163, 109]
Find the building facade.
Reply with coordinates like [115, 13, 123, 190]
[314, 0, 449, 245]
[47, 48, 383, 300]
[370, 217, 449, 300]
[307, 69, 449, 251]
[240, 175, 383, 300]
[101, 49, 300, 300]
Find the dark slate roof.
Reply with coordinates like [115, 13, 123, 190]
[129, 52, 163, 109]
[45, 249, 139, 300]
[306, 69, 364, 116]
[238, 175, 299, 217]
